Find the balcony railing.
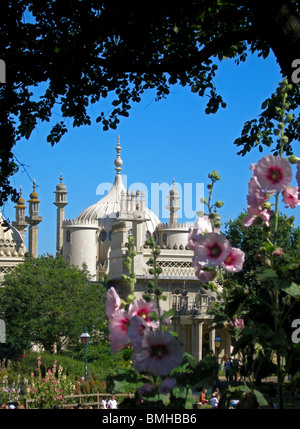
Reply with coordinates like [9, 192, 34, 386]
[175, 301, 215, 316]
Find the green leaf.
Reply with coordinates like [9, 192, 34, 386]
[253, 389, 269, 407]
[281, 281, 300, 298]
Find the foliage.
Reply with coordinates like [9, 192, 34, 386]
[1, 1, 300, 202]
[0, 255, 108, 355]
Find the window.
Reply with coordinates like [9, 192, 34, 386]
[172, 289, 188, 311]
[66, 230, 71, 243]
[99, 229, 107, 242]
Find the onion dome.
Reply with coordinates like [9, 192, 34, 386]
[76, 136, 160, 233]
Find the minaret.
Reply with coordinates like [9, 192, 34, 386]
[53, 173, 68, 256]
[25, 179, 42, 257]
[167, 178, 180, 227]
[12, 186, 28, 242]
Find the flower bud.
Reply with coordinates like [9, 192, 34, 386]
[215, 201, 224, 208]
[289, 155, 300, 164]
[286, 113, 294, 122]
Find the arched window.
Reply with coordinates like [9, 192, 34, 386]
[99, 229, 107, 242]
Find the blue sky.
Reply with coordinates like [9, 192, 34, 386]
[3, 51, 299, 256]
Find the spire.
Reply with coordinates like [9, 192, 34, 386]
[114, 135, 123, 175]
[167, 178, 180, 227]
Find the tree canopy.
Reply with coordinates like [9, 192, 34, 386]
[0, 255, 108, 357]
[1, 0, 300, 203]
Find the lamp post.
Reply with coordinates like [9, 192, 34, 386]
[80, 327, 91, 383]
[214, 333, 222, 372]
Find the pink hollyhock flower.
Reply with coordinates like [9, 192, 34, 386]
[108, 309, 131, 353]
[247, 176, 268, 209]
[222, 248, 245, 273]
[192, 257, 216, 284]
[188, 215, 214, 250]
[127, 315, 149, 348]
[106, 287, 122, 318]
[242, 207, 271, 228]
[260, 208, 271, 227]
[132, 330, 183, 376]
[282, 186, 300, 209]
[253, 155, 292, 194]
[193, 232, 231, 267]
[128, 298, 159, 330]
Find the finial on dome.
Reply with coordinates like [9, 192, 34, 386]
[114, 135, 123, 175]
[59, 172, 63, 183]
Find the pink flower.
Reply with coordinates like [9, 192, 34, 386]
[192, 257, 216, 284]
[247, 176, 269, 209]
[282, 186, 300, 209]
[128, 298, 159, 330]
[106, 287, 122, 318]
[193, 232, 231, 267]
[127, 315, 149, 348]
[132, 330, 183, 376]
[188, 215, 214, 250]
[253, 155, 292, 194]
[242, 207, 271, 228]
[108, 309, 131, 353]
[222, 248, 245, 273]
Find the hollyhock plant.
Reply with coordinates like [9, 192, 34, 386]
[253, 155, 293, 194]
[132, 330, 183, 376]
[192, 232, 232, 267]
[222, 247, 245, 273]
[282, 186, 300, 209]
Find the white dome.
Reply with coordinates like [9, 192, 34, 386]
[0, 212, 26, 257]
[76, 174, 160, 234]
